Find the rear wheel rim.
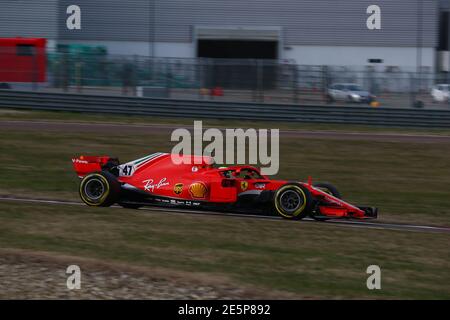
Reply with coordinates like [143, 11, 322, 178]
[84, 178, 105, 200]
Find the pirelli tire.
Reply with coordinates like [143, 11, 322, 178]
[311, 182, 342, 221]
[79, 171, 120, 207]
[314, 182, 342, 199]
[273, 183, 313, 220]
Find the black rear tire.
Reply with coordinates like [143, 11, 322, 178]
[79, 171, 120, 207]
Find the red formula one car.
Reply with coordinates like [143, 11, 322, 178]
[72, 152, 378, 220]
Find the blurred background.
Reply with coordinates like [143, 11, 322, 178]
[1, 0, 450, 300]
[0, 0, 450, 108]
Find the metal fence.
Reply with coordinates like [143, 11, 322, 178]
[1, 49, 450, 109]
[1, 90, 450, 128]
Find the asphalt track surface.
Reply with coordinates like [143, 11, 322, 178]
[1, 196, 450, 234]
[2, 120, 450, 143]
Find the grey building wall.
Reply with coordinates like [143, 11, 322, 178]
[0, 0, 440, 47]
[0, 0, 58, 38]
[156, 0, 438, 47]
[58, 0, 152, 42]
[56, 0, 439, 47]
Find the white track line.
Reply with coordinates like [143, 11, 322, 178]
[2, 120, 450, 140]
[1, 196, 450, 234]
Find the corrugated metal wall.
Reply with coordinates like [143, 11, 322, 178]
[155, 0, 438, 47]
[0, 0, 58, 38]
[58, 0, 152, 42]
[0, 0, 440, 47]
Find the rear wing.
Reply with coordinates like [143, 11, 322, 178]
[72, 155, 118, 178]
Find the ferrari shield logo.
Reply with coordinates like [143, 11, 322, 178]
[241, 181, 248, 191]
[174, 183, 183, 195]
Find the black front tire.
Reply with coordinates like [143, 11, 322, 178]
[310, 182, 341, 221]
[273, 183, 313, 220]
[314, 183, 342, 199]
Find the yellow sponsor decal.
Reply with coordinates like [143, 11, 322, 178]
[189, 182, 208, 199]
[174, 183, 183, 195]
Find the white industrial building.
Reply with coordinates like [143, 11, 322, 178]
[0, 0, 448, 72]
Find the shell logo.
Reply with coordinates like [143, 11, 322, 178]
[189, 182, 208, 199]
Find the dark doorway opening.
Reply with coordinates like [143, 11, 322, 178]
[197, 40, 278, 89]
[439, 12, 449, 51]
[198, 40, 277, 59]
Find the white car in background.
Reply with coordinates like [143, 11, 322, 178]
[327, 83, 375, 104]
[431, 84, 450, 103]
